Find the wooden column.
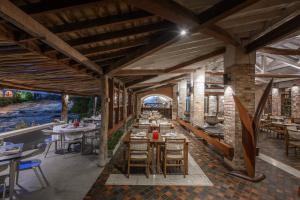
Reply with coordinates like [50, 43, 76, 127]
[61, 93, 69, 122]
[123, 88, 128, 133]
[108, 78, 114, 129]
[99, 75, 109, 167]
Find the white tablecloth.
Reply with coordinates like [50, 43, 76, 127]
[53, 123, 96, 140]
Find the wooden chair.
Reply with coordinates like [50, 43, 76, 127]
[285, 128, 300, 155]
[127, 138, 151, 178]
[163, 138, 187, 178]
[159, 124, 173, 134]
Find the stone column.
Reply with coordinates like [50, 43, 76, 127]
[208, 96, 217, 115]
[136, 94, 142, 117]
[178, 79, 187, 119]
[99, 75, 109, 167]
[192, 68, 205, 127]
[190, 74, 194, 123]
[61, 93, 69, 122]
[172, 84, 178, 120]
[223, 45, 256, 170]
[272, 87, 281, 116]
[291, 85, 300, 118]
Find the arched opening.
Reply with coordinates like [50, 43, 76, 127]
[141, 94, 173, 118]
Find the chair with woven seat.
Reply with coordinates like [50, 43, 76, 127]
[163, 138, 187, 178]
[127, 138, 151, 178]
[285, 128, 300, 155]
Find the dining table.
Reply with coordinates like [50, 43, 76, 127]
[0, 143, 24, 200]
[123, 131, 189, 174]
[52, 123, 97, 153]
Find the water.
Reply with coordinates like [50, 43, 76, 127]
[0, 100, 78, 133]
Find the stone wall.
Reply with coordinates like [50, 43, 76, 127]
[191, 68, 205, 127]
[178, 79, 187, 119]
[291, 85, 300, 118]
[172, 85, 178, 120]
[208, 96, 217, 115]
[223, 45, 256, 171]
[272, 88, 281, 116]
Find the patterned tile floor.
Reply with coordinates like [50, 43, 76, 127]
[84, 125, 300, 200]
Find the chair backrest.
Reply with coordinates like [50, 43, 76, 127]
[159, 124, 172, 134]
[129, 138, 149, 152]
[131, 128, 148, 134]
[165, 138, 185, 151]
[287, 129, 300, 140]
[138, 124, 150, 131]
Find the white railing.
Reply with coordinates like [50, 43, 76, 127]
[0, 121, 64, 139]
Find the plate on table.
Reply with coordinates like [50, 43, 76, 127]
[0, 146, 21, 156]
[161, 132, 177, 137]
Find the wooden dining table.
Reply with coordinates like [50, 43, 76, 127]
[123, 132, 189, 174]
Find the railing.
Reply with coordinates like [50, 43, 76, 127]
[0, 121, 64, 139]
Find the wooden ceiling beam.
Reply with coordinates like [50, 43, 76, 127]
[0, 0, 103, 75]
[125, 48, 224, 87]
[258, 47, 300, 56]
[18, 0, 103, 15]
[255, 73, 300, 78]
[124, 0, 259, 46]
[79, 39, 147, 57]
[117, 69, 165, 76]
[19, 11, 154, 41]
[106, 0, 256, 75]
[246, 13, 300, 52]
[65, 21, 173, 48]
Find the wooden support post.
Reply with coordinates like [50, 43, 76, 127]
[61, 93, 69, 122]
[123, 87, 128, 133]
[99, 75, 109, 167]
[108, 78, 114, 129]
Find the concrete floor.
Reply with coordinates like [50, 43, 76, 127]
[2, 146, 103, 200]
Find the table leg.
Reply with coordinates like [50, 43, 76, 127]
[156, 144, 160, 174]
[9, 160, 17, 200]
[185, 143, 189, 175]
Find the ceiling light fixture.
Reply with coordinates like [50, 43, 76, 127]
[180, 29, 187, 36]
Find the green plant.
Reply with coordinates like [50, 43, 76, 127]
[70, 96, 93, 118]
[108, 130, 124, 151]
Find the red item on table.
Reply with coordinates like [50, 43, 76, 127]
[73, 120, 80, 128]
[152, 130, 159, 140]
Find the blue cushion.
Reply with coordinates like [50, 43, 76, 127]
[18, 159, 41, 170]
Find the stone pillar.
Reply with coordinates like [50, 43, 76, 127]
[218, 96, 224, 114]
[99, 75, 109, 167]
[208, 96, 217, 115]
[190, 74, 194, 123]
[272, 87, 281, 116]
[178, 79, 187, 119]
[61, 93, 69, 122]
[136, 94, 142, 117]
[192, 68, 205, 127]
[223, 45, 256, 170]
[291, 85, 300, 118]
[172, 84, 178, 120]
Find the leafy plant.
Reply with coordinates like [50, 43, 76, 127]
[108, 130, 124, 151]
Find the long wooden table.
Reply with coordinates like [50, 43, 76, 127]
[123, 132, 189, 175]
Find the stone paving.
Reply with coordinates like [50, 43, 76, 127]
[84, 124, 300, 200]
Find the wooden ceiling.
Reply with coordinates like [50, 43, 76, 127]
[0, 0, 299, 95]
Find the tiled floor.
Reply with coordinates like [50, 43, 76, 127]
[84, 124, 300, 200]
[258, 132, 300, 170]
[106, 153, 213, 186]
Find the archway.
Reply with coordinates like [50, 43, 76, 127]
[141, 94, 173, 118]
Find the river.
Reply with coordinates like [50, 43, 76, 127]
[0, 100, 78, 133]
